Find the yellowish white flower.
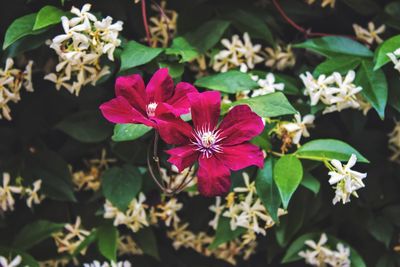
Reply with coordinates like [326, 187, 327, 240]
[264, 44, 296, 70]
[25, 179, 44, 208]
[251, 73, 285, 97]
[83, 261, 132, 267]
[387, 48, 400, 74]
[328, 154, 367, 205]
[282, 113, 315, 145]
[305, 0, 336, 8]
[0, 172, 22, 212]
[153, 197, 183, 227]
[149, 1, 178, 47]
[53, 216, 90, 255]
[160, 166, 197, 194]
[389, 121, 400, 163]
[118, 235, 143, 256]
[353, 22, 385, 45]
[209, 197, 223, 230]
[45, 4, 123, 95]
[0, 255, 22, 267]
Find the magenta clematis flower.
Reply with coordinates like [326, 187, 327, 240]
[99, 68, 198, 144]
[163, 91, 265, 197]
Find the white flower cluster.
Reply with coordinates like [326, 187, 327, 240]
[53, 216, 90, 255]
[0, 173, 44, 213]
[83, 260, 131, 267]
[264, 44, 296, 70]
[279, 113, 315, 146]
[299, 233, 351, 267]
[387, 48, 400, 74]
[151, 197, 183, 227]
[45, 4, 123, 95]
[327, 154, 367, 205]
[149, 1, 178, 47]
[210, 173, 286, 245]
[0, 255, 22, 267]
[0, 58, 33, 120]
[213, 33, 263, 72]
[104, 193, 149, 233]
[388, 121, 400, 163]
[353, 22, 385, 45]
[300, 70, 364, 114]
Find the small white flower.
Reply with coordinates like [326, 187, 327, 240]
[25, 179, 44, 208]
[0, 173, 22, 212]
[387, 48, 400, 74]
[0, 255, 22, 267]
[282, 113, 315, 145]
[251, 73, 284, 97]
[209, 196, 223, 230]
[353, 22, 385, 45]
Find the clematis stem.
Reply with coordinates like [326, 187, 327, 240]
[141, 0, 152, 46]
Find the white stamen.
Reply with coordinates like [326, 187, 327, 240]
[192, 124, 224, 158]
[146, 102, 158, 117]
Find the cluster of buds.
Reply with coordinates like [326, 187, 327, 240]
[52, 217, 91, 255]
[0, 173, 44, 213]
[300, 70, 367, 114]
[0, 58, 33, 120]
[210, 173, 286, 245]
[148, 1, 178, 47]
[45, 4, 123, 96]
[299, 233, 351, 266]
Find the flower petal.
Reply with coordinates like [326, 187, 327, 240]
[100, 96, 154, 127]
[145, 68, 174, 103]
[218, 105, 264, 145]
[166, 145, 198, 172]
[188, 91, 221, 130]
[115, 74, 147, 113]
[164, 82, 198, 116]
[197, 156, 231, 197]
[218, 143, 264, 171]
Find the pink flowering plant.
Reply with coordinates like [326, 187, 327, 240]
[1, 0, 400, 266]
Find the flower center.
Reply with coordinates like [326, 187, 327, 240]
[192, 125, 223, 158]
[146, 102, 158, 117]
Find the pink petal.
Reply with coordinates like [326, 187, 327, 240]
[218, 143, 264, 171]
[188, 91, 221, 130]
[153, 108, 193, 145]
[115, 74, 147, 113]
[145, 68, 174, 103]
[197, 156, 231, 197]
[166, 145, 198, 172]
[219, 105, 264, 145]
[164, 82, 198, 116]
[99, 96, 154, 127]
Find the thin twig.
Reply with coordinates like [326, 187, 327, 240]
[141, 0, 152, 46]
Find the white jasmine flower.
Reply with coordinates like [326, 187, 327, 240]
[299, 233, 333, 266]
[251, 73, 284, 97]
[0, 255, 22, 267]
[148, 2, 178, 47]
[209, 197, 223, 230]
[389, 121, 400, 163]
[282, 113, 315, 145]
[353, 22, 385, 45]
[328, 154, 367, 205]
[264, 44, 296, 70]
[83, 260, 132, 267]
[0, 173, 22, 212]
[237, 33, 263, 69]
[155, 197, 183, 227]
[53, 216, 90, 255]
[387, 48, 400, 74]
[118, 235, 143, 256]
[25, 179, 44, 208]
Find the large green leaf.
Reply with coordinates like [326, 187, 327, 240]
[273, 155, 303, 209]
[165, 37, 199, 62]
[185, 20, 230, 53]
[255, 157, 281, 222]
[120, 41, 163, 71]
[356, 60, 388, 119]
[133, 227, 160, 260]
[208, 217, 246, 250]
[101, 165, 143, 211]
[33, 5, 66, 30]
[301, 172, 320, 195]
[112, 123, 152, 142]
[374, 35, 400, 70]
[282, 232, 367, 267]
[56, 110, 113, 143]
[366, 216, 394, 248]
[233, 92, 297, 118]
[314, 56, 361, 76]
[12, 220, 65, 250]
[295, 139, 369, 163]
[294, 37, 373, 58]
[194, 70, 259, 93]
[97, 223, 118, 262]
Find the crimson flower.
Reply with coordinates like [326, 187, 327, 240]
[99, 68, 198, 143]
[163, 91, 265, 197]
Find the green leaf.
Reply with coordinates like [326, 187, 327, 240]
[356, 60, 388, 119]
[185, 20, 230, 53]
[56, 110, 113, 143]
[120, 41, 163, 71]
[255, 157, 282, 222]
[97, 224, 118, 262]
[314, 56, 361, 76]
[194, 70, 259, 93]
[33, 5, 66, 30]
[209, 217, 246, 250]
[374, 35, 400, 70]
[294, 37, 373, 58]
[101, 164, 143, 211]
[133, 227, 160, 260]
[112, 124, 152, 142]
[225, 9, 274, 45]
[165, 37, 199, 62]
[366, 216, 394, 248]
[341, 0, 380, 15]
[295, 139, 369, 163]
[159, 61, 184, 78]
[282, 232, 367, 267]
[25, 149, 76, 202]
[301, 172, 320, 195]
[3, 13, 47, 49]
[273, 155, 303, 209]
[13, 220, 65, 250]
[232, 92, 297, 118]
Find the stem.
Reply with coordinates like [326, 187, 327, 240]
[141, 0, 152, 46]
